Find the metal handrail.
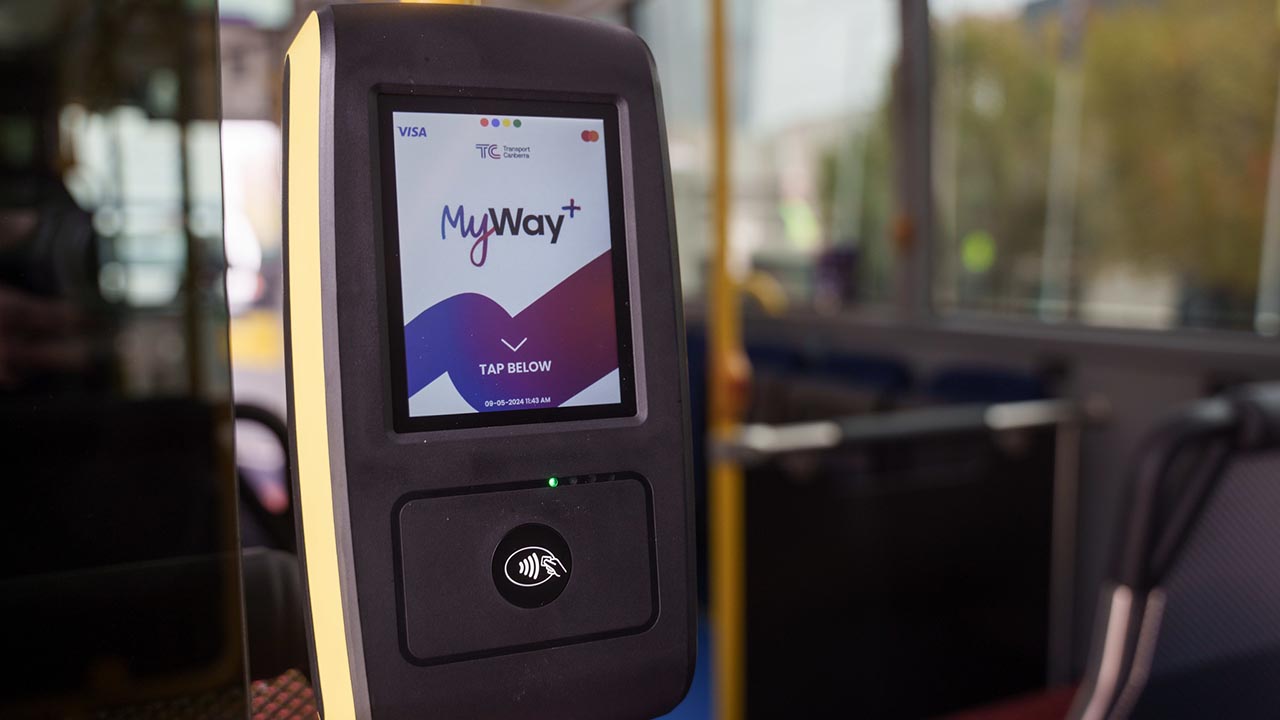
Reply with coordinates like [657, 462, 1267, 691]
[717, 397, 1103, 466]
[714, 394, 1107, 686]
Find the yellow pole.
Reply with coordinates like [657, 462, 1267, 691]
[708, 0, 747, 718]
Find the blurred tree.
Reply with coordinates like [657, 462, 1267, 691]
[1079, 0, 1279, 326]
[922, 0, 1278, 327]
[933, 14, 1058, 312]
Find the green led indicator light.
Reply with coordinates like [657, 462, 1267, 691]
[513, 119, 522, 128]
[547, 477, 559, 488]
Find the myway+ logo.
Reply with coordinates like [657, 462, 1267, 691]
[440, 198, 582, 267]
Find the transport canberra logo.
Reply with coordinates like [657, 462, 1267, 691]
[440, 199, 583, 267]
[474, 143, 532, 160]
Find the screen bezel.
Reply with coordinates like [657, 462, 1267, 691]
[376, 94, 637, 433]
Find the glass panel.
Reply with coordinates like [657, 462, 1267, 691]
[933, 0, 1280, 333]
[932, 0, 1060, 317]
[631, 0, 712, 297]
[0, 0, 246, 715]
[635, 0, 900, 312]
[218, 5, 300, 587]
[1076, 0, 1278, 331]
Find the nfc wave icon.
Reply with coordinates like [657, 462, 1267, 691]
[503, 546, 567, 588]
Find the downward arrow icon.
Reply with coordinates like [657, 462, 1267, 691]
[501, 337, 528, 352]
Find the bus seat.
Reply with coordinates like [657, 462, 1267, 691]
[241, 548, 309, 683]
[944, 685, 1078, 720]
[744, 342, 806, 373]
[759, 350, 912, 422]
[811, 350, 913, 396]
[925, 365, 1051, 405]
[1070, 382, 1280, 719]
[744, 342, 808, 422]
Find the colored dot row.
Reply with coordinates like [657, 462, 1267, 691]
[480, 118, 521, 128]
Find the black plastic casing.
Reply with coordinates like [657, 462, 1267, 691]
[303, 5, 694, 718]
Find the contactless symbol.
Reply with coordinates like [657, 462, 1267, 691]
[492, 523, 572, 608]
[504, 546, 567, 587]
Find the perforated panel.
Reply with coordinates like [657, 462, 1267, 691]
[1132, 449, 1280, 718]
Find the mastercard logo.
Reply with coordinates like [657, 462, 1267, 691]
[580, 130, 600, 143]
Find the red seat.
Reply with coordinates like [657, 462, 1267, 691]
[940, 685, 1077, 720]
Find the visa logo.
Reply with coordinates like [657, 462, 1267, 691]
[396, 126, 428, 138]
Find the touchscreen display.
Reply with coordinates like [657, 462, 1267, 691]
[380, 98, 635, 431]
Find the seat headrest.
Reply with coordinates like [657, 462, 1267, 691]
[1230, 382, 1280, 450]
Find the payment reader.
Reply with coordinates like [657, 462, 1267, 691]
[283, 4, 695, 719]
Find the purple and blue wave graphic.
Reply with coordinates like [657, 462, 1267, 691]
[404, 251, 620, 413]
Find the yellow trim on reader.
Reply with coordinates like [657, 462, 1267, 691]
[286, 13, 359, 720]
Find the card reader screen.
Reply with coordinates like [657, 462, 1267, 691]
[379, 97, 636, 431]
